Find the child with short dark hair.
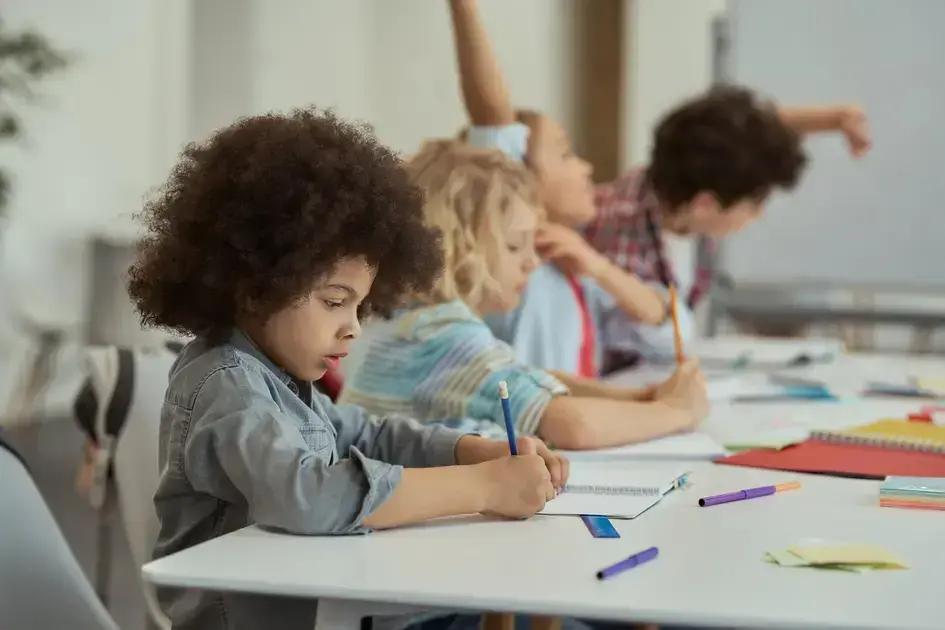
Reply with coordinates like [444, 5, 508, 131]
[129, 108, 567, 630]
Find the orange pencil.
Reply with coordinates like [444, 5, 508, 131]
[668, 284, 685, 364]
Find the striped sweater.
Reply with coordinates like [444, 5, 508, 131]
[340, 300, 568, 438]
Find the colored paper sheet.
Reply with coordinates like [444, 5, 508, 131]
[716, 439, 945, 479]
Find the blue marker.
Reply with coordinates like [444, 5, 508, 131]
[498, 380, 518, 455]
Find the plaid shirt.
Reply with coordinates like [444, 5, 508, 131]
[583, 167, 714, 309]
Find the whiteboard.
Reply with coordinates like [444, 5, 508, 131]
[722, 0, 945, 288]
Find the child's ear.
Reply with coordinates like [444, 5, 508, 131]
[689, 191, 722, 217]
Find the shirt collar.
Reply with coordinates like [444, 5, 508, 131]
[228, 328, 294, 386]
[637, 169, 662, 223]
[229, 329, 315, 400]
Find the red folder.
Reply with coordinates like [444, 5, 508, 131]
[716, 439, 945, 479]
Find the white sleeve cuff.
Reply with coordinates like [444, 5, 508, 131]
[466, 123, 530, 163]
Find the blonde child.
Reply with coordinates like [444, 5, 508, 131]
[341, 140, 707, 450]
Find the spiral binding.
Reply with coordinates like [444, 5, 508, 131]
[810, 430, 945, 455]
[563, 484, 662, 496]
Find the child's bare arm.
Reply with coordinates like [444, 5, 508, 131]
[549, 370, 653, 401]
[592, 257, 670, 325]
[448, 0, 515, 125]
[539, 361, 708, 450]
[364, 447, 555, 529]
[777, 104, 871, 157]
[364, 465, 489, 528]
[538, 396, 687, 450]
[537, 223, 668, 325]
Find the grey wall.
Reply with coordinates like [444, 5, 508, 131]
[723, 0, 945, 288]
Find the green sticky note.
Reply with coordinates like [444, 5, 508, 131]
[788, 544, 908, 569]
[765, 549, 809, 567]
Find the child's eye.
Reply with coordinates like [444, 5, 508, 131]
[508, 243, 522, 253]
[323, 299, 345, 309]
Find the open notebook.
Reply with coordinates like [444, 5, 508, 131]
[540, 463, 688, 519]
[559, 432, 726, 461]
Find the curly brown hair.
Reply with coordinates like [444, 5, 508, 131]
[648, 86, 808, 210]
[128, 107, 443, 342]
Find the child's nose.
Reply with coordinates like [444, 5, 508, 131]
[524, 248, 540, 272]
[341, 314, 361, 340]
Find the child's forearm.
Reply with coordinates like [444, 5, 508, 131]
[777, 105, 853, 134]
[363, 465, 488, 529]
[538, 396, 690, 450]
[449, 0, 515, 125]
[592, 257, 667, 325]
[778, 104, 870, 157]
[549, 370, 650, 401]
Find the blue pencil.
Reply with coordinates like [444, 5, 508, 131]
[498, 380, 518, 455]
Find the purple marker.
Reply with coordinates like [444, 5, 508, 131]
[596, 546, 659, 580]
[698, 481, 800, 507]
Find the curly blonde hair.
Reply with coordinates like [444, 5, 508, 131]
[406, 140, 541, 307]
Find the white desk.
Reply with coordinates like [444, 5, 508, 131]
[143, 351, 945, 629]
[609, 352, 944, 449]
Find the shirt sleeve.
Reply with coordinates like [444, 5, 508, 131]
[183, 366, 399, 535]
[321, 395, 465, 469]
[417, 326, 568, 438]
[483, 267, 580, 373]
[599, 282, 696, 361]
[467, 359, 567, 438]
[466, 123, 530, 162]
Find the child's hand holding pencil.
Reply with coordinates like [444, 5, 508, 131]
[454, 434, 569, 492]
[653, 359, 709, 430]
[455, 435, 565, 518]
[477, 450, 557, 519]
[447, 380, 571, 519]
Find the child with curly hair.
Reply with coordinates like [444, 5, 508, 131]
[129, 108, 567, 630]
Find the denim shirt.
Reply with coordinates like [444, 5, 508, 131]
[153, 330, 464, 630]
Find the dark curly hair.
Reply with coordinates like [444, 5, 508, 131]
[648, 86, 808, 210]
[128, 107, 443, 342]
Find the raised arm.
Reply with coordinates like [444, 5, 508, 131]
[448, 0, 516, 125]
[777, 104, 871, 157]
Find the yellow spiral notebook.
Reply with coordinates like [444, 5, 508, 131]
[811, 419, 945, 454]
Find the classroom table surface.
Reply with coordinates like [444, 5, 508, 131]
[143, 349, 945, 629]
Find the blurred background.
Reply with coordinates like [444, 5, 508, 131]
[0, 1, 942, 628]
